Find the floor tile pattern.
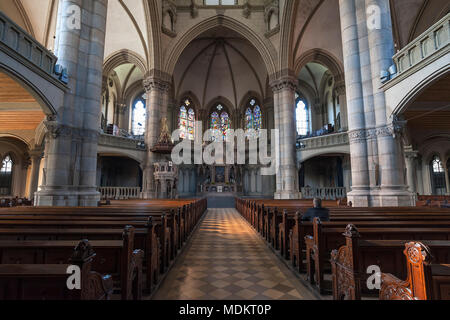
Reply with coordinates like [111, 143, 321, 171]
[152, 208, 318, 300]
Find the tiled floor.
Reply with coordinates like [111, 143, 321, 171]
[152, 208, 318, 300]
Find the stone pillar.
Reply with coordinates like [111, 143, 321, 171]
[335, 81, 348, 131]
[141, 76, 170, 199]
[27, 151, 43, 200]
[404, 146, 418, 194]
[444, 166, 450, 195]
[366, 0, 411, 206]
[271, 76, 301, 199]
[339, 0, 371, 206]
[36, 0, 107, 206]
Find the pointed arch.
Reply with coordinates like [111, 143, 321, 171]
[163, 15, 277, 77]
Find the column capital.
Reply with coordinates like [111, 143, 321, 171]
[269, 76, 298, 93]
[143, 77, 171, 93]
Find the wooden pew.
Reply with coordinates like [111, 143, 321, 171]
[0, 226, 144, 300]
[0, 240, 113, 300]
[330, 226, 450, 300]
[379, 242, 450, 300]
[307, 218, 450, 294]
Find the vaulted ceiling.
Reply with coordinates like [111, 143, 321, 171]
[173, 26, 267, 110]
[0, 72, 45, 133]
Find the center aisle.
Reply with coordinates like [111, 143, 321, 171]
[152, 208, 318, 300]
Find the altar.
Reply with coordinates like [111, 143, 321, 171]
[197, 165, 243, 195]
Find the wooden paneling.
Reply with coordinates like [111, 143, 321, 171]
[0, 72, 35, 103]
[0, 111, 45, 130]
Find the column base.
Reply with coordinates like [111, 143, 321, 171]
[141, 191, 157, 200]
[347, 189, 415, 207]
[35, 186, 100, 207]
[274, 191, 302, 200]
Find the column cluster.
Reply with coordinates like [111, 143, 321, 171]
[271, 76, 301, 200]
[339, 0, 413, 206]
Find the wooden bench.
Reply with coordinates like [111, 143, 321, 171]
[0, 226, 144, 300]
[0, 240, 113, 300]
[306, 218, 450, 294]
[379, 242, 450, 300]
[330, 226, 450, 300]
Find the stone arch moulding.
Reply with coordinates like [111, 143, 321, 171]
[205, 96, 235, 115]
[294, 49, 345, 84]
[391, 66, 450, 117]
[177, 91, 201, 110]
[0, 64, 59, 116]
[238, 91, 265, 113]
[103, 49, 148, 77]
[163, 15, 277, 78]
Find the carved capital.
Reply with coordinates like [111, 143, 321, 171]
[270, 76, 298, 93]
[44, 121, 72, 140]
[143, 77, 170, 93]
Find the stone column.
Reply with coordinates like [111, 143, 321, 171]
[36, 0, 107, 206]
[27, 151, 43, 200]
[444, 166, 450, 195]
[366, 0, 411, 206]
[272, 76, 301, 199]
[335, 81, 348, 131]
[141, 76, 170, 199]
[339, 0, 371, 206]
[404, 146, 418, 193]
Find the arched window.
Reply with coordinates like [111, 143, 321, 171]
[0, 155, 13, 196]
[244, 98, 262, 136]
[430, 155, 447, 195]
[296, 93, 310, 136]
[132, 95, 146, 136]
[179, 99, 195, 140]
[210, 104, 231, 141]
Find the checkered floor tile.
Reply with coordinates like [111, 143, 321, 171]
[152, 209, 318, 300]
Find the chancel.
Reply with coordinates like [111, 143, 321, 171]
[0, 0, 449, 303]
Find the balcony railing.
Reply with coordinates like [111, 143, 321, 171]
[99, 187, 141, 200]
[297, 131, 349, 150]
[99, 133, 146, 150]
[0, 11, 58, 77]
[393, 13, 449, 76]
[301, 187, 347, 200]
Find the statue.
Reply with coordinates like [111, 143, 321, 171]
[158, 117, 172, 144]
[151, 117, 174, 154]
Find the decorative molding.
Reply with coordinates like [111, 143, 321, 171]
[270, 76, 298, 93]
[162, 0, 177, 37]
[143, 77, 171, 93]
[264, 0, 280, 33]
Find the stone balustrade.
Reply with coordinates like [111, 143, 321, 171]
[301, 187, 347, 200]
[0, 11, 58, 77]
[98, 187, 141, 200]
[99, 133, 146, 150]
[393, 13, 449, 77]
[297, 132, 349, 150]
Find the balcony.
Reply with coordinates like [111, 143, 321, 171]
[296, 131, 349, 162]
[0, 11, 59, 80]
[384, 13, 449, 115]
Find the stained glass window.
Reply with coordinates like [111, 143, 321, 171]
[210, 104, 231, 141]
[296, 94, 309, 136]
[431, 156, 447, 195]
[244, 99, 262, 137]
[132, 96, 146, 136]
[179, 99, 195, 140]
[0, 155, 13, 196]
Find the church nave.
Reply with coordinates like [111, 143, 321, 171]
[152, 209, 318, 300]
